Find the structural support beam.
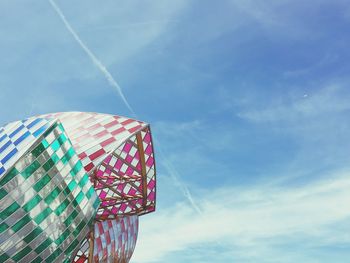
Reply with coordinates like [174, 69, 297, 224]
[88, 226, 95, 263]
[136, 130, 148, 207]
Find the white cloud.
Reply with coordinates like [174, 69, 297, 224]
[283, 53, 339, 77]
[133, 169, 350, 262]
[228, 0, 350, 40]
[237, 84, 350, 123]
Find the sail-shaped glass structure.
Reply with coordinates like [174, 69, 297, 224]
[0, 112, 156, 262]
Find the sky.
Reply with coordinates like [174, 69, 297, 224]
[1, 0, 350, 262]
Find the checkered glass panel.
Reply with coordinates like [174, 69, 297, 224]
[0, 117, 54, 179]
[1, 112, 157, 262]
[0, 121, 100, 263]
[94, 126, 156, 219]
[40, 112, 147, 173]
[73, 216, 138, 263]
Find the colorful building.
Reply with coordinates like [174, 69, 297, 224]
[0, 112, 156, 262]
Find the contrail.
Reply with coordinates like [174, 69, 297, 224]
[48, 0, 135, 116]
[48, 0, 202, 214]
[156, 142, 203, 214]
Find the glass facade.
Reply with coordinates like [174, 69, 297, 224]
[0, 112, 156, 262]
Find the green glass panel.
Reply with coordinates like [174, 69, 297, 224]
[32, 143, 46, 158]
[70, 162, 82, 177]
[0, 188, 8, 199]
[0, 168, 18, 187]
[43, 123, 57, 137]
[51, 140, 60, 152]
[71, 197, 79, 208]
[34, 207, 52, 225]
[31, 255, 44, 263]
[86, 187, 95, 199]
[0, 201, 20, 220]
[65, 238, 79, 255]
[54, 199, 70, 216]
[0, 253, 9, 262]
[12, 214, 31, 232]
[0, 222, 9, 234]
[43, 159, 54, 172]
[75, 191, 84, 205]
[78, 174, 89, 188]
[34, 238, 52, 254]
[22, 161, 41, 179]
[58, 123, 65, 132]
[62, 186, 71, 197]
[42, 139, 49, 148]
[51, 153, 60, 163]
[93, 198, 100, 209]
[55, 228, 70, 245]
[58, 134, 67, 145]
[23, 195, 42, 212]
[33, 174, 51, 192]
[12, 245, 32, 262]
[73, 220, 86, 237]
[44, 187, 61, 205]
[23, 228, 43, 243]
[67, 180, 77, 192]
[45, 248, 62, 262]
[64, 210, 78, 227]
[61, 148, 74, 164]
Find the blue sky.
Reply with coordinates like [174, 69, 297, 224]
[1, 0, 350, 262]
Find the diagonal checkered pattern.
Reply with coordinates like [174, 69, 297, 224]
[1, 112, 157, 263]
[93, 216, 138, 262]
[40, 112, 147, 173]
[0, 117, 54, 179]
[0, 119, 99, 263]
[73, 216, 138, 263]
[71, 236, 90, 263]
[41, 112, 156, 218]
[94, 126, 156, 219]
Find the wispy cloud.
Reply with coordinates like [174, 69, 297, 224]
[228, 0, 348, 39]
[237, 84, 350, 123]
[283, 53, 339, 77]
[78, 20, 178, 32]
[133, 169, 350, 262]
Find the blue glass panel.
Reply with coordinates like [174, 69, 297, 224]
[0, 134, 7, 143]
[0, 141, 11, 154]
[9, 125, 24, 138]
[27, 118, 42, 129]
[14, 131, 30, 146]
[33, 124, 49, 137]
[1, 148, 18, 164]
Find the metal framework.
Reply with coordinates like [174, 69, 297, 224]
[0, 112, 157, 263]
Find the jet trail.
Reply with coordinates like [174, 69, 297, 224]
[48, 0, 202, 214]
[48, 0, 135, 116]
[156, 143, 203, 214]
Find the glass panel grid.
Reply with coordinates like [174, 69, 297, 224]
[1, 112, 156, 262]
[0, 121, 99, 262]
